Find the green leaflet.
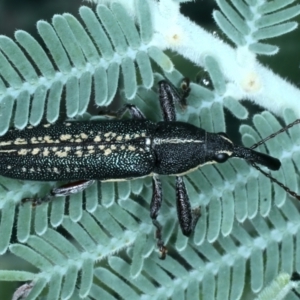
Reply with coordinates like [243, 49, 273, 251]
[0, 1, 162, 134]
[214, 0, 300, 55]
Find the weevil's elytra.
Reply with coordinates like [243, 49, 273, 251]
[0, 120, 156, 181]
[1, 78, 298, 259]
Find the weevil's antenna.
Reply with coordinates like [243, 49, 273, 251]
[249, 119, 300, 199]
[251, 119, 300, 150]
[251, 162, 300, 200]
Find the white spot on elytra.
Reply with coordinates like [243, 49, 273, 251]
[60, 134, 72, 141]
[18, 149, 28, 155]
[104, 149, 112, 155]
[14, 138, 27, 145]
[75, 150, 83, 157]
[32, 148, 40, 155]
[43, 148, 50, 156]
[80, 133, 88, 139]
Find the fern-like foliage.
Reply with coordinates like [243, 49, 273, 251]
[0, 0, 172, 135]
[254, 272, 300, 300]
[213, 0, 300, 55]
[0, 0, 300, 299]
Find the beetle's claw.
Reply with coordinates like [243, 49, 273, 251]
[158, 244, 168, 260]
[21, 197, 38, 207]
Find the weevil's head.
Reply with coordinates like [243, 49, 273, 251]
[207, 132, 281, 171]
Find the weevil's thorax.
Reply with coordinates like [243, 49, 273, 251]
[153, 122, 207, 175]
[205, 132, 234, 160]
[152, 122, 235, 175]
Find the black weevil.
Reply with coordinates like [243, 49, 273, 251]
[0, 79, 298, 259]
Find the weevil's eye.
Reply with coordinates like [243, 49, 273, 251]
[214, 152, 229, 163]
[218, 132, 229, 139]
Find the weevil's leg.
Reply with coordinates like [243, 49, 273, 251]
[150, 174, 167, 259]
[118, 104, 146, 119]
[99, 104, 146, 120]
[180, 78, 191, 108]
[158, 78, 190, 122]
[22, 180, 95, 206]
[176, 176, 201, 236]
[291, 272, 300, 298]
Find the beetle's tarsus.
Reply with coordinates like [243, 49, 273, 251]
[158, 244, 168, 260]
[191, 207, 201, 231]
[21, 195, 52, 207]
[180, 77, 190, 109]
[150, 175, 167, 257]
[51, 180, 95, 197]
[99, 104, 146, 120]
[21, 180, 95, 206]
[152, 219, 167, 260]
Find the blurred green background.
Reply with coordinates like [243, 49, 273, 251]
[0, 0, 299, 299]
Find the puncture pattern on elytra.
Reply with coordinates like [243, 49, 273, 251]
[0, 120, 155, 181]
